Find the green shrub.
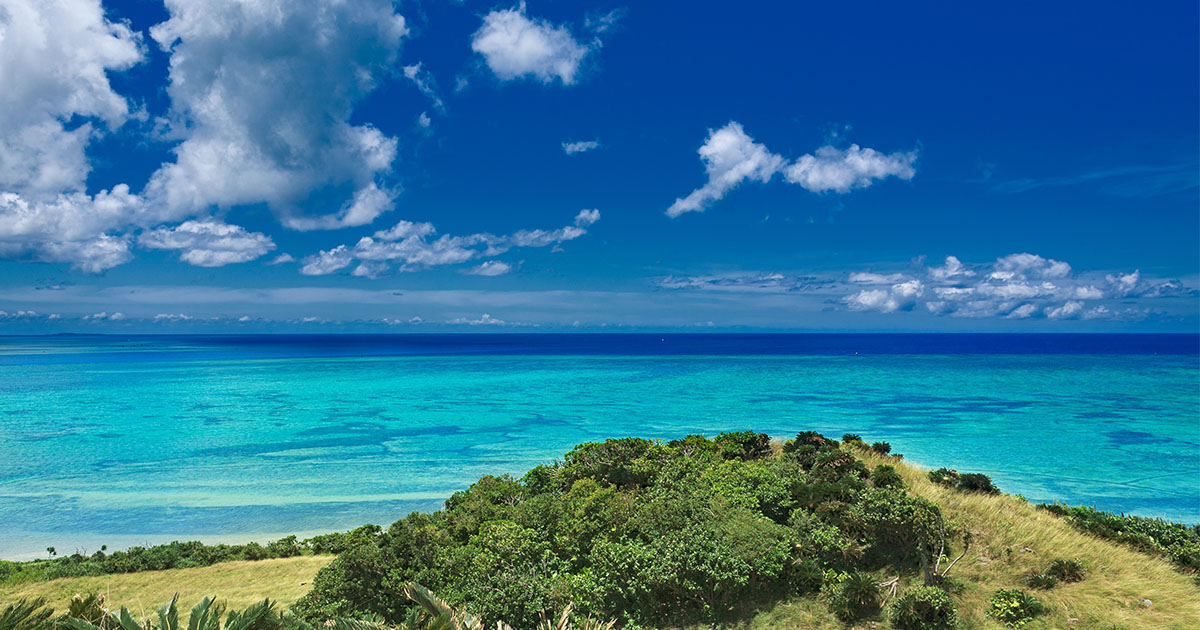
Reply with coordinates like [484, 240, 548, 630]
[1047, 558, 1085, 583]
[871, 464, 904, 489]
[842, 433, 863, 445]
[889, 586, 957, 630]
[1024, 573, 1058, 589]
[958, 472, 999, 494]
[823, 571, 881, 621]
[987, 589, 1044, 626]
[713, 431, 773, 460]
[870, 441, 892, 456]
[928, 468, 960, 487]
[1037, 503, 1200, 573]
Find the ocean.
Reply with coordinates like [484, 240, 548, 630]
[1, 333, 1197, 560]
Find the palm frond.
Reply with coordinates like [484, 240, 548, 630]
[0, 599, 54, 630]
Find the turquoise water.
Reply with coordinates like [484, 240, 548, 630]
[1, 335, 1197, 559]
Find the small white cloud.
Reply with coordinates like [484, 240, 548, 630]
[153, 313, 192, 322]
[448, 313, 508, 325]
[140, 220, 275, 267]
[668, 121, 915, 217]
[574, 209, 600, 227]
[1045, 300, 1084, 320]
[267, 253, 296, 265]
[782, 144, 917, 193]
[562, 139, 600, 155]
[464, 260, 513, 276]
[927, 256, 975, 281]
[471, 3, 590, 85]
[418, 112, 432, 128]
[844, 280, 924, 313]
[300, 245, 354, 276]
[402, 62, 444, 111]
[849, 272, 910, 284]
[1005, 303, 1039, 319]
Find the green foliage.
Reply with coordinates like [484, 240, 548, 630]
[1023, 573, 1058, 589]
[712, 431, 773, 460]
[841, 433, 863, 445]
[957, 473, 999, 494]
[927, 468, 959, 487]
[821, 571, 880, 621]
[1046, 558, 1086, 583]
[870, 441, 892, 456]
[986, 589, 1044, 627]
[293, 431, 954, 628]
[928, 468, 999, 494]
[888, 586, 957, 630]
[0, 599, 54, 630]
[3, 531, 375, 587]
[871, 464, 904, 489]
[1038, 503, 1200, 574]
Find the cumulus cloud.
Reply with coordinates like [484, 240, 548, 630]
[471, 3, 590, 85]
[145, 0, 408, 228]
[0, 0, 144, 196]
[927, 255, 975, 282]
[668, 122, 915, 217]
[1045, 300, 1084, 320]
[562, 140, 600, 155]
[658, 272, 837, 293]
[140, 220, 276, 267]
[0, 0, 414, 273]
[464, 261, 513, 276]
[300, 210, 599, 277]
[0, 0, 149, 271]
[782, 145, 917, 193]
[844, 280, 924, 313]
[447, 313, 530, 326]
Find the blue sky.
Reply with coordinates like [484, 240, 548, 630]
[0, 0, 1196, 332]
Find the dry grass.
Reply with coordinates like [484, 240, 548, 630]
[0, 555, 332, 615]
[737, 450, 1200, 629]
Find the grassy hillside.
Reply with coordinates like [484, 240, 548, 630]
[731, 451, 1200, 629]
[0, 555, 332, 613]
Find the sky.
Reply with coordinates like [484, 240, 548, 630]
[0, 0, 1197, 332]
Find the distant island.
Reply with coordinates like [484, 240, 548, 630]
[3, 431, 1198, 629]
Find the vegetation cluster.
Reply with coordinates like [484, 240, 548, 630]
[289, 431, 971, 628]
[1037, 503, 1200, 576]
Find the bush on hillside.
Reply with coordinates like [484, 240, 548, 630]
[957, 473, 1000, 494]
[1038, 502, 1200, 574]
[987, 589, 1044, 626]
[870, 441, 892, 456]
[1046, 558, 1086, 583]
[822, 571, 881, 621]
[293, 431, 948, 627]
[871, 464, 904, 489]
[888, 586, 957, 630]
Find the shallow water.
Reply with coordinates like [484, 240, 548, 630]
[1, 334, 1197, 559]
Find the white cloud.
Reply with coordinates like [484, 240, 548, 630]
[927, 255, 975, 281]
[0, 187, 145, 272]
[562, 140, 600, 155]
[267, 253, 296, 265]
[418, 112, 432, 128]
[145, 0, 408, 228]
[782, 145, 917, 193]
[85, 311, 125, 321]
[153, 313, 192, 321]
[668, 122, 915, 217]
[668, 122, 786, 217]
[464, 261, 513, 276]
[447, 313, 525, 326]
[471, 3, 589, 85]
[991, 253, 1071, 281]
[1045, 300, 1084, 320]
[140, 220, 275, 267]
[844, 279, 924, 313]
[849, 272, 910, 284]
[0, 0, 144, 197]
[299, 245, 354, 276]
[300, 210, 600, 277]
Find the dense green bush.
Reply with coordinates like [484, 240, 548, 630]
[871, 464, 904, 489]
[292, 430, 948, 628]
[888, 586, 957, 630]
[1038, 503, 1200, 574]
[841, 433, 863, 445]
[928, 468, 999, 495]
[957, 473, 999, 494]
[928, 468, 959, 487]
[986, 589, 1044, 626]
[822, 571, 880, 621]
[870, 441, 892, 456]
